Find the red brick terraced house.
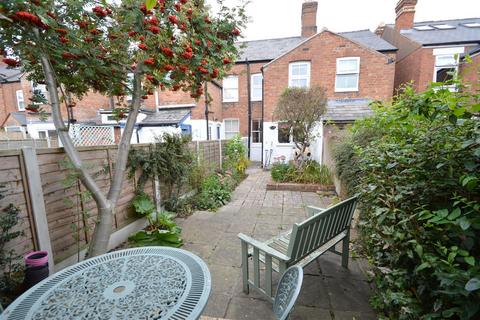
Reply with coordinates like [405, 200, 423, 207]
[2, 0, 400, 159]
[223, 0, 397, 164]
[376, 0, 480, 94]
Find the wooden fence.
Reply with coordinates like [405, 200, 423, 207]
[0, 140, 228, 271]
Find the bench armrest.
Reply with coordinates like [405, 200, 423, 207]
[238, 233, 290, 262]
[306, 205, 325, 217]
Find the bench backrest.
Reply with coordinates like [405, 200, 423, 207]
[287, 196, 357, 263]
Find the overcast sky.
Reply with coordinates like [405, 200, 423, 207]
[207, 0, 479, 41]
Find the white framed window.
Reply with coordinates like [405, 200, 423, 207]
[434, 54, 459, 83]
[278, 122, 292, 144]
[288, 62, 310, 88]
[224, 119, 239, 139]
[251, 119, 262, 143]
[250, 73, 262, 101]
[335, 57, 360, 92]
[223, 75, 239, 102]
[31, 82, 48, 104]
[16, 90, 25, 111]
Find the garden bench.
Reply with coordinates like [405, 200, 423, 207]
[238, 196, 357, 301]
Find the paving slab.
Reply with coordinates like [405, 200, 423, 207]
[180, 167, 375, 319]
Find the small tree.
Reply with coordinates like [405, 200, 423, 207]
[0, 0, 246, 256]
[274, 86, 327, 163]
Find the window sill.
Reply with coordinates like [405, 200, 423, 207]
[334, 88, 359, 93]
[222, 100, 239, 103]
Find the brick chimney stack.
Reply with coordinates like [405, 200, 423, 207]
[301, 1, 318, 38]
[395, 0, 418, 31]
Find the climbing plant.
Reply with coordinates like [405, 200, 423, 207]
[0, 186, 24, 307]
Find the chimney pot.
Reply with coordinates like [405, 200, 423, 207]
[301, 1, 318, 38]
[395, 0, 417, 31]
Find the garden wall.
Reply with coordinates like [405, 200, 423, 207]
[0, 140, 227, 271]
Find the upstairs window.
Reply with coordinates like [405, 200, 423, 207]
[288, 62, 310, 88]
[250, 73, 262, 101]
[335, 57, 360, 92]
[224, 119, 239, 139]
[434, 54, 458, 83]
[31, 82, 48, 104]
[223, 75, 239, 102]
[16, 90, 25, 111]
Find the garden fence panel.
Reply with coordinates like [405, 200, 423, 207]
[0, 150, 37, 259]
[0, 140, 228, 270]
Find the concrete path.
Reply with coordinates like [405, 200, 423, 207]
[178, 167, 376, 320]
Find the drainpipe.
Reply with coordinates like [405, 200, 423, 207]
[246, 59, 252, 159]
[204, 82, 209, 140]
[260, 66, 265, 167]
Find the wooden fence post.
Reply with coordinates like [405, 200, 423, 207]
[219, 139, 223, 169]
[22, 147, 55, 274]
[196, 140, 200, 164]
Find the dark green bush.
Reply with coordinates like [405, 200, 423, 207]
[195, 173, 233, 211]
[271, 161, 332, 184]
[271, 163, 292, 182]
[334, 84, 480, 319]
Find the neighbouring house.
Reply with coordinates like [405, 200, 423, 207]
[221, 0, 397, 165]
[376, 0, 480, 93]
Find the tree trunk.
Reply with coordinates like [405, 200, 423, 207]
[88, 205, 114, 257]
[37, 31, 143, 257]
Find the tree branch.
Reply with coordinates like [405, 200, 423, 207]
[107, 69, 142, 204]
[35, 29, 109, 213]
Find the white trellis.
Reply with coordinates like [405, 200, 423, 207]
[69, 124, 115, 146]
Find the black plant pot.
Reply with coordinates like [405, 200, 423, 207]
[23, 263, 49, 290]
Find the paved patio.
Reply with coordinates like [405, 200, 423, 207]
[178, 167, 376, 320]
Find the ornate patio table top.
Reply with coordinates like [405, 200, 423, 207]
[3, 247, 211, 320]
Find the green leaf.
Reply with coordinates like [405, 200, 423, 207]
[145, 0, 157, 10]
[458, 217, 471, 230]
[415, 262, 430, 272]
[465, 278, 480, 291]
[464, 256, 475, 266]
[415, 244, 423, 258]
[447, 208, 461, 221]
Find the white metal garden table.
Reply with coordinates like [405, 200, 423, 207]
[2, 247, 211, 320]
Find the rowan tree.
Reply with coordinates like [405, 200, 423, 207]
[0, 0, 246, 256]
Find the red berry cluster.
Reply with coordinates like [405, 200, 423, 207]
[147, 25, 160, 34]
[161, 47, 174, 57]
[138, 43, 148, 51]
[62, 52, 78, 59]
[168, 15, 178, 25]
[14, 11, 49, 29]
[144, 58, 155, 65]
[2, 58, 20, 67]
[92, 6, 109, 18]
